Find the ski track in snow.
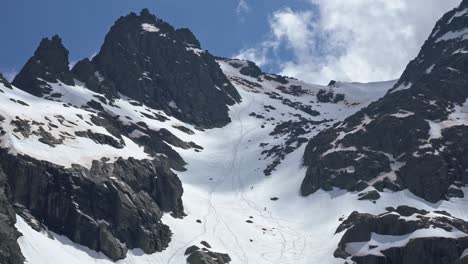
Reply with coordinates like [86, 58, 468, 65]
[9, 60, 467, 263]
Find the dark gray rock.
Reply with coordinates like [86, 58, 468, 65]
[238, 61, 262, 78]
[201, 241, 211, 248]
[0, 169, 24, 264]
[185, 245, 200, 256]
[175, 28, 201, 48]
[335, 207, 468, 263]
[353, 237, 468, 264]
[302, 149, 391, 196]
[185, 245, 231, 264]
[98, 223, 128, 260]
[13, 35, 74, 97]
[358, 190, 381, 201]
[10, 118, 32, 138]
[75, 129, 124, 149]
[71, 58, 117, 97]
[316, 89, 345, 103]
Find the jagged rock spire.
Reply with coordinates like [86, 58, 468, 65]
[13, 35, 74, 96]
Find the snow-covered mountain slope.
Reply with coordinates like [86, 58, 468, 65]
[1, 54, 397, 263]
[4, 2, 468, 264]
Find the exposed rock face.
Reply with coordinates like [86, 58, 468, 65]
[185, 244, 231, 264]
[0, 150, 184, 261]
[316, 89, 345, 103]
[335, 206, 468, 264]
[71, 58, 117, 97]
[0, 169, 24, 264]
[302, 0, 468, 203]
[87, 9, 240, 128]
[13, 35, 74, 96]
[230, 60, 262, 78]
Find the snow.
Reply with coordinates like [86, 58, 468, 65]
[141, 23, 160, 33]
[0, 78, 199, 168]
[425, 64, 435, 74]
[94, 71, 104, 82]
[390, 82, 413, 94]
[186, 46, 206, 56]
[0, 83, 152, 168]
[453, 48, 468, 54]
[435, 28, 468, 43]
[390, 110, 415, 118]
[14, 59, 462, 264]
[461, 248, 468, 259]
[448, 8, 468, 24]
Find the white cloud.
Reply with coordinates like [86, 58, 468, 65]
[236, 0, 250, 15]
[238, 0, 461, 84]
[235, 47, 268, 67]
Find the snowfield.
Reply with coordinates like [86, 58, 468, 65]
[8, 59, 468, 264]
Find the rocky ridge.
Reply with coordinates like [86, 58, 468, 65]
[302, 0, 468, 203]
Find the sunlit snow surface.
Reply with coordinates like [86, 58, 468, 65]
[141, 23, 160, 33]
[9, 61, 466, 263]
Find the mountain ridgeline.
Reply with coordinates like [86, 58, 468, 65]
[13, 9, 240, 129]
[2, 3, 468, 264]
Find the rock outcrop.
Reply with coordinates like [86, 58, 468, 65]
[185, 244, 231, 264]
[0, 150, 183, 261]
[335, 206, 468, 264]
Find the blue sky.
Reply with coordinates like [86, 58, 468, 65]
[0, 0, 461, 84]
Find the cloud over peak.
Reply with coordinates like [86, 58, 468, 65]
[236, 0, 460, 84]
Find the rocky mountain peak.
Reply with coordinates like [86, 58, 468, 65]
[389, 2, 468, 100]
[34, 35, 69, 67]
[88, 8, 241, 128]
[140, 8, 155, 19]
[12, 9, 241, 128]
[12, 34, 74, 96]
